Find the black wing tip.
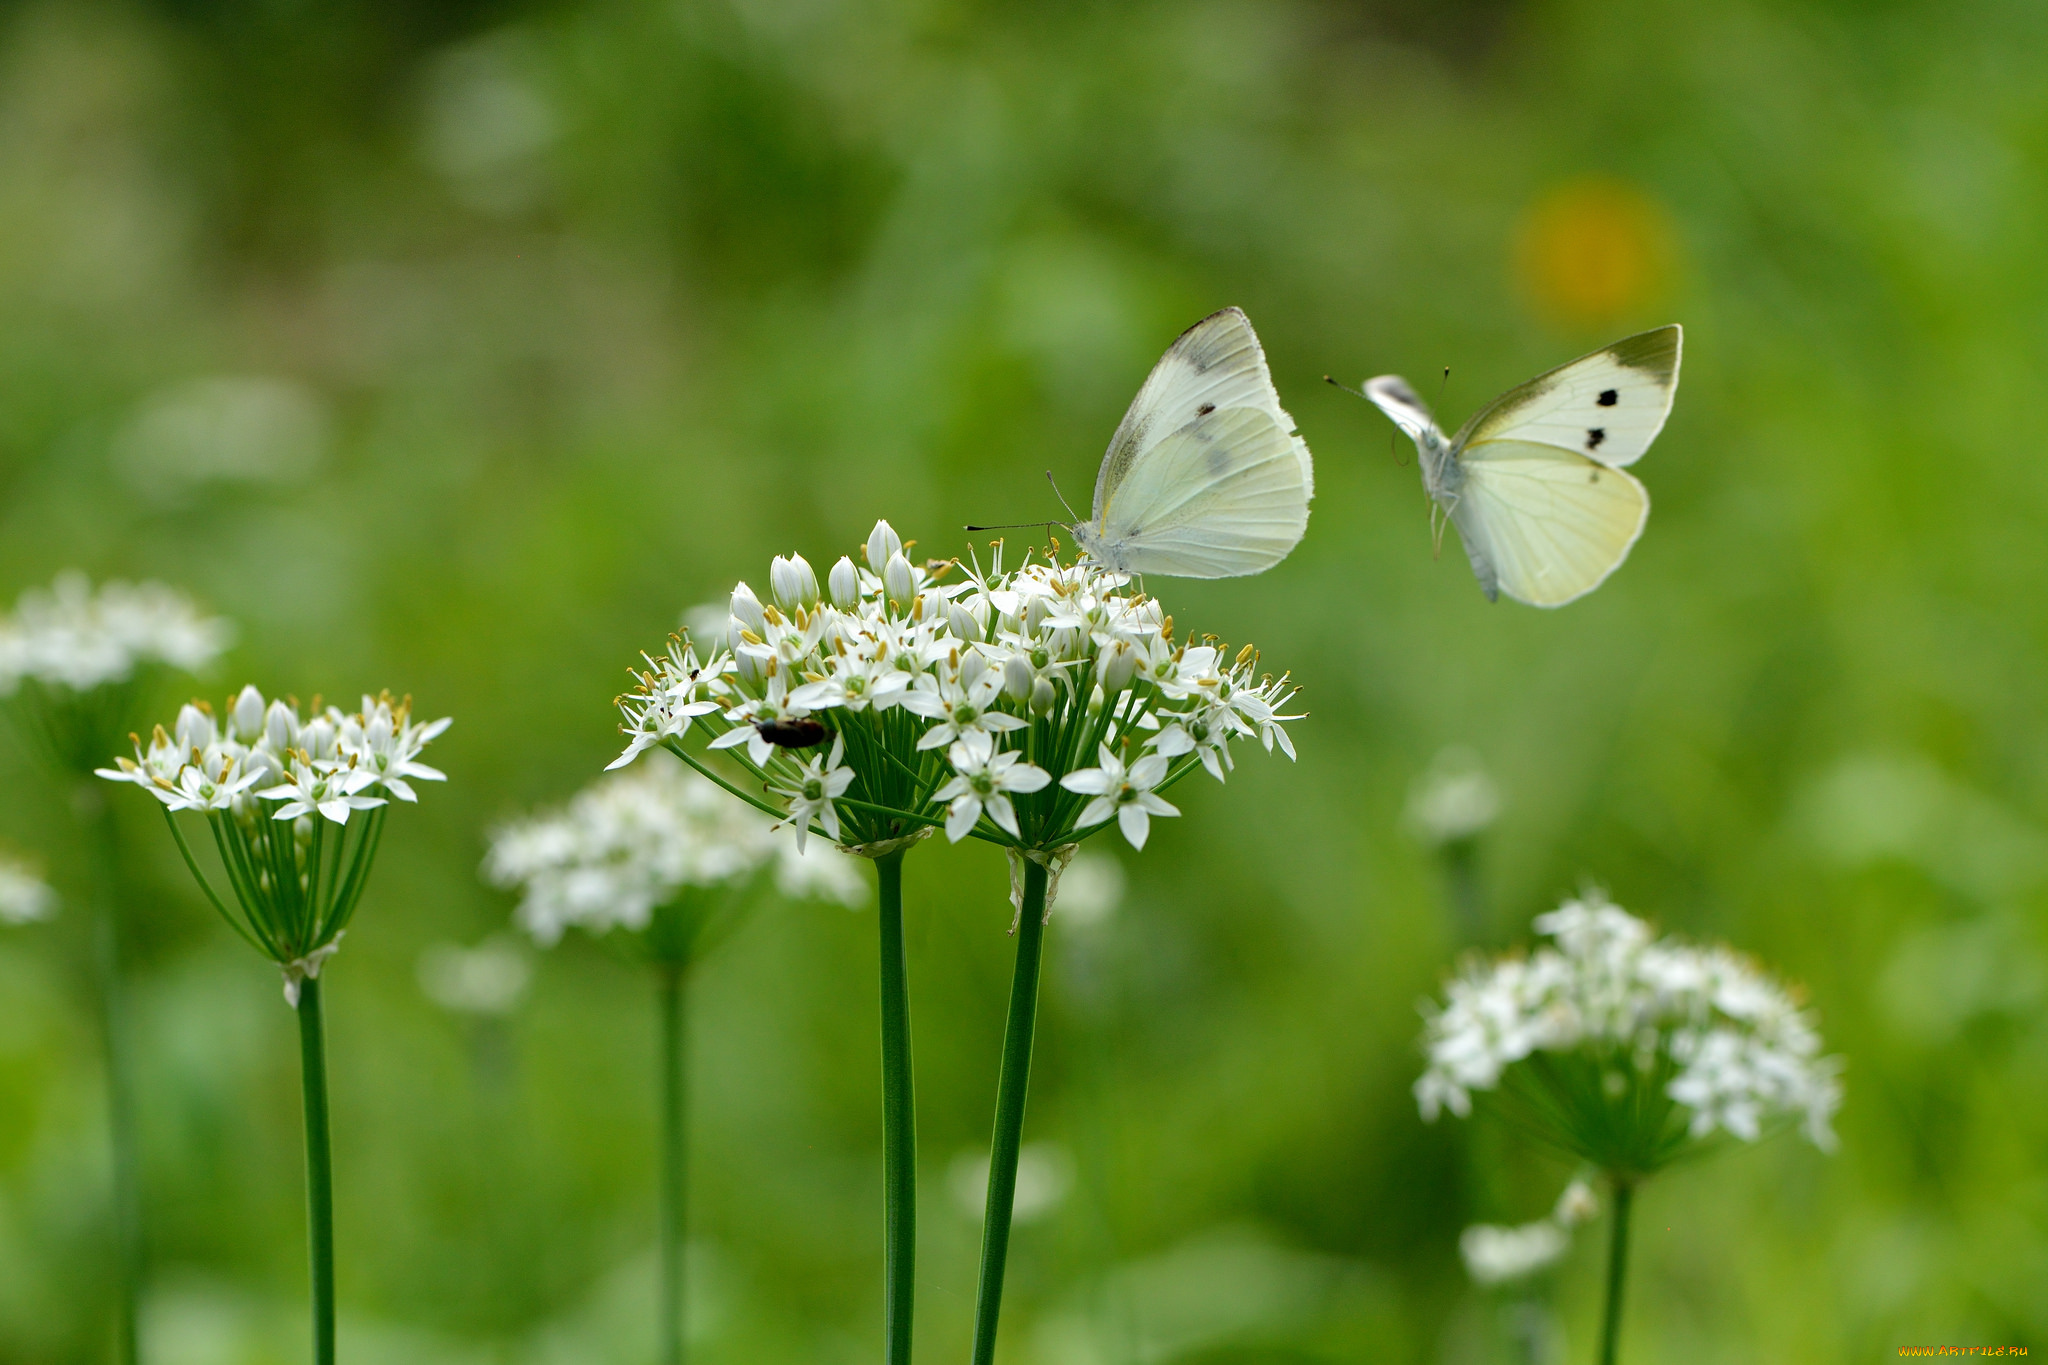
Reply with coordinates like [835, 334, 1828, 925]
[1609, 324, 1682, 381]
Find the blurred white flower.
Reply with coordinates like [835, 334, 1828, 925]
[767, 826, 867, 908]
[949, 1142, 1074, 1225]
[1459, 1221, 1568, 1286]
[488, 761, 860, 948]
[418, 937, 532, 1016]
[420, 32, 558, 216]
[1553, 1178, 1600, 1227]
[1415, 891, 1842, 1162]
[1051, 850, 1125, 927]
[114, 376, 328, 504]
[0, 571, 230, 696]
[1404, 746, 1501, 847]
[0, 850, 56, 924]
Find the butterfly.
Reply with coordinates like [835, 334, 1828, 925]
[1065, 307, 1315, 578]
[1361, 325, 1681, 607]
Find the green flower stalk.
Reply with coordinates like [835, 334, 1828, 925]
[98, 685, 449, 1365]
[610, 522, 1303, 1360]
[1416, 893, 1842, 1365]
[0, 571, 231, 1364]
[484, 761, 863, 1365]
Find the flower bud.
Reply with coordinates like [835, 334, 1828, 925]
[1029, 675, 1057, 715]
[175, 703, 216, 754]
[265, 700, 300, 753]
[947, 599, 981, 642]
[1003, 654, 1033, 701]
[884, 552, 915, 603]
[231, 685, 266, 741]
[866, 519, 903, 568]
[729, 581, 768, 637]
[828, 556, 860, 609]
[1098, 639, 1137, 694]
[302, 716, 338, 761]
[770, 554, 819, 611]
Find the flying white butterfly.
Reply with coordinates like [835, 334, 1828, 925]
[1063, 307, 1315, 578]
[1362, 325, 1681, 607]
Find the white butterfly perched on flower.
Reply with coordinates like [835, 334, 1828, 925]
[1361, 325, 1681, 607]
[1064, 307, 1315, 578]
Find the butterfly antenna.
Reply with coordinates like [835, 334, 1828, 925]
[964, 520, 1057, 532]
[1323, 375, 1367, 400]
[1436, 365, 1452, 412]
[1045, 469, 1080, 523]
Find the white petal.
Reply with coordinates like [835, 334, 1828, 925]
[986, 793, 1020, 837]
[1117, 803, 1150, 849]
[946, 796, 982, 843]
[999, 763, 1052, 793]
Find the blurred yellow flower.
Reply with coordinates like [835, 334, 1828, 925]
[1513, 177, 1677, 328]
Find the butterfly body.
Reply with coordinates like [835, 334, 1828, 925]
[1071, 307, 1314, 579]
[1365, 325, 1681, 607]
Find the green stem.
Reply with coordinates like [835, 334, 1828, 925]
[1598, 1179, 1634, 1365]
[874, 850, 916, 1365]
[970, 857, 1048, 1365]
[296, 977, 336, 1365]
[80, 787, 142, 1365]
[657, 964, 688, 1365]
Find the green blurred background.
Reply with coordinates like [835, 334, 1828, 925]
[1, 0, 2045, 1359]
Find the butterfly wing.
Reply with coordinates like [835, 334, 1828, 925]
[1450, 442, 1649, 606]
[1085, 307, 1313, 577]
[1092, 406, 1312, 578]
[1452, 325, 1681, 468]
[1364, 375, 1444, 447]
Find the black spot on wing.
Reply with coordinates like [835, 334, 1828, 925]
[1598, 389, 1618, 407]
[1585, 427, 1606, 451]
[1196, 402, 1216, 416]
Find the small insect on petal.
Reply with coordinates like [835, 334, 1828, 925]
[756, 718, 828, 749]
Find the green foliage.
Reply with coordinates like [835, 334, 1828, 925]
[1, 0, 2045, 1360]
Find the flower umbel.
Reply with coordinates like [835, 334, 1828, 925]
[0, 571, 230, 695]
[610, 522, 1302, 860]
[486, 761, 863, 951]
[97, 686, 450, 1000]
[1415, 891, 1842, 1172]
[0, 571, 232, 776]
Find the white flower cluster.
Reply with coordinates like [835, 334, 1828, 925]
[417, 937, 532, 1016]
[0, 849, 56, 925]
[98, 685, 449, 825]
[0, 571, 230, 695]
[612, 521, 1300, 854]
[1458, 1178, 1600, 1286]
[1404, 745, 1501, 847]
[486, 762, 865, 947]
[1416, 893, 1842, 1151]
